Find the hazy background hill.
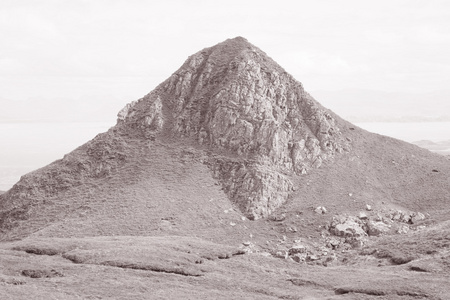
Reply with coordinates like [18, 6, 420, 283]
[314, 89, 450, 122]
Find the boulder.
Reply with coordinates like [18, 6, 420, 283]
[326, 237, 342, 250]
[291, 253, 307, 263]
[306, 254, 320, 261]
[288, 244, 306, 255]
[366, 221, 390, 236]
[358, 211, 368, 220]
[396, 224, 409, 234]
[332, 219, 366, 238]
[315, 206, 327, 214]
[411, 212, 425, 224]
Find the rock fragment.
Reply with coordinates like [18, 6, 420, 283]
[315, 206, 327, 214]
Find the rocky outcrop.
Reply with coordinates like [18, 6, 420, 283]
[327, 209, 427, 248]
[117, 37, 349, 219]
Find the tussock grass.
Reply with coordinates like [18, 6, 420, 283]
[8, 236, 244, 277]
[362, 220, 450, 265]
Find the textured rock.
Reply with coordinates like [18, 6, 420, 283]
[288, 244, 307, 255]
[328, 216, 368, 248]
[366, 221, 391, 236]
[116, 37, 349, 219]
[411, 212, 426, 224]
[358, 211, 368, 220]
[333, 221, 367, 238]
[315, 206, 328, 214]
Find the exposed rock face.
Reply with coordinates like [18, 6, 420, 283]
[117, 37, 349, 219]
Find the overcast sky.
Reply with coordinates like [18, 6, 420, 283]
[1, 0, 450, 122]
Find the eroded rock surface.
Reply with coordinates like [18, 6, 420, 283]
[117, 37, 349, 219]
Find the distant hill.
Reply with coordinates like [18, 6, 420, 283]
[312, 89, 450, 122]
[412, 140, 450, 156]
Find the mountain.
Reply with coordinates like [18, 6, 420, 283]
[1, 37, 450, 299]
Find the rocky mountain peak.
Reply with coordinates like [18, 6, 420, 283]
[116, 37, 350, 219]
[2, 37, 450, 244]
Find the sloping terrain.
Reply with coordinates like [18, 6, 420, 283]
[1, 234, 450, 299]
[1, 37, 450, 299]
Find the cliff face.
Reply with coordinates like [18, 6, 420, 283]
[116, 37, 349, 219]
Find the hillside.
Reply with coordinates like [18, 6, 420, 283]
[1, 37, 450, 299]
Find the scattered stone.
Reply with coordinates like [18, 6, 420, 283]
[375, 213, 384, 222]
[396, 225, 409, 234]
[345, 237, 366, 249]
[269, 213, 286, 222]
[333, 219, 366, 238]
[366, 221, 391, 236]
[365, 204, 372, 211]
[274, 251, 288, 259]
[323, 254, 338, 266]
[306, 254, 320, 261]
[243, 241, 251, 246]
[327, 237, 342, 250]
[229, 222, 236, 226]
[291, 253, 307, 263]
[288, 245, 306, 255]
[358, 211, 368, 220]
[411, 212, 425, 224]
[390, 210, 410, 223]
[315, 206, 327, 214]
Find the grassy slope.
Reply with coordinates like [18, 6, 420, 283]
[1, 235, 449, 299]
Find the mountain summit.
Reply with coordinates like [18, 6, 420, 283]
[116, 36, 349, 219]
[1, 37, 449, 241]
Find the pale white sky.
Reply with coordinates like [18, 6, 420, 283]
[1, 0, 450, 122]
